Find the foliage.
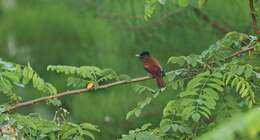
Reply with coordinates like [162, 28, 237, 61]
[197, 108, 260, 140]
[0, 0, 260, 140]
[120, 32, 260, 140]
[178, 71, 223, 121]
[47, 65, 118, 88]
[126, 85, 159, 119]
[0, 113, 100, 140]
[119, 123, 160, 140]
[144, 0, 208, 20]
[0, 61, 101, 139]
[0, 59, 57, 102]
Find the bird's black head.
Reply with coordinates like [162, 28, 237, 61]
[140, 51, 150, 57]
[136, 51, 151, 62]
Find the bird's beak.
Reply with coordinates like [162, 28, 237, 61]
[135, 54, 140, 57]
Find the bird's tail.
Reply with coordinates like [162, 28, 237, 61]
[155, 76, 165, 88]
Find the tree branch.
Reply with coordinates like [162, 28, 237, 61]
[4, 76, 152, 113]
[224, 46, 255, 60]
[249, 0, 260, 34]
[192, 7, 231, 34]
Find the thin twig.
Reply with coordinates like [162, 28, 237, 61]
[224, 46, 255, 60]
[249, 0, 260, 34]
[192, 7, 231, 34]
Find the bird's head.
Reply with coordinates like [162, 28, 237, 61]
[136, 51, 150, 62]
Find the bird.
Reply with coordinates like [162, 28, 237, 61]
[136, 51, 166, 88]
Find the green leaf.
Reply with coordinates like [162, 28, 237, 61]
[199, 106, 211, 115]
[22, 67, 30, 84]
[126, 109, 136, 120]
[202, 100, 216, 109]
[197, 71, 211, 77]
[212, 72, 223, 78]
[236, 81, 243, 92]
[182, 106, 195, 120]
[62, 128, 77, 139]
[82, 130, 95, 140]
[207, 83, 224, 92]
[141, 123, 152, 130]
[144, 0, 158, 21]
[3, 71, 20, 83]
[179, 90, 198, 97]
[135, 109, 142, 117]
[163, 100, 176, 117]
[160, 119, 172, 128]
[236, 66, 245, 75]
[171, 80, 179, 90]
[198, 109, 260, 140]
[160, 125, 172, 133]
[167, 56, 186, 66]
[225, 74, 233, 85]
[74, 136, 85, 140]
[136, 133, 160, 140]
[186, 55, 199, 67]
[238, 82, 246, 93]
[177, 0, 190, 7]
[198, 0, 207, 8]
[181, 98, 196, 106]
[209, 78, 224, 86]
[204, 88, 219, 100]
[231, 77, 239, 87]
[240, 88, 249, 98]
[192, 113, 201, 122]
[158, 0, 167, 5]
[67, 77, 87, 88]
[199, 110, 210, 119]
[81, 123, 100, 132]
[187, 77, 205, 89]
[244, 65, 253, 78]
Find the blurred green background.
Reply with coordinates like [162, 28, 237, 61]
[0, 0, 252, 139]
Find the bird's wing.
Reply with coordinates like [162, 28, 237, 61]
[144, 64, 163, 77]
[151, 57, 164, 76]
[154, 66, 164, 77]
[153, 57, 163, 68]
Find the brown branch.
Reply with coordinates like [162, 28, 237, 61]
[249, 0, 260, 34]
[192, 7, 231, 34]
[4, 76, 152, 113]
[224, 46, 255, 60]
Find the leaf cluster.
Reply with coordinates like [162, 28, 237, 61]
[47, 65, 118, 88]
[0, 59, 57, 102]
[121, 32, 260, 140]
[0, 114, 99, 140]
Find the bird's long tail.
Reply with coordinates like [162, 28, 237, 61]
[155, 76, 165, 88]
